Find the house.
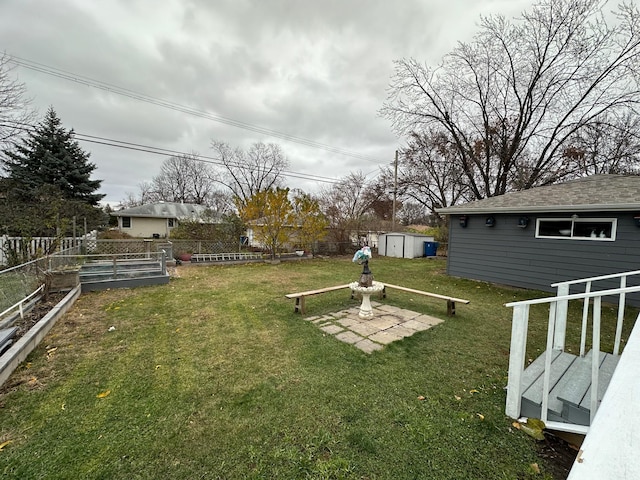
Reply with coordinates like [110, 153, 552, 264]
[438, 175, 640, 476]
[111, 202, 215, 238]
[436, 174, 640, 306]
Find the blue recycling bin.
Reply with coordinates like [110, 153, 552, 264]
[424, 241, 439, 257]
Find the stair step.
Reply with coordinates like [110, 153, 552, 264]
[522, 350, 576, 406]
[520, 349, 621, 426]
[558, 353, 620, 424]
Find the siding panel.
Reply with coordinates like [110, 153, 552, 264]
[447, 212, 640, 305]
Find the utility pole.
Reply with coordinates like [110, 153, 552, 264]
[391, 150, 398, 231]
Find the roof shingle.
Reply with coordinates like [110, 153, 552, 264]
[437, 175, 640, 214]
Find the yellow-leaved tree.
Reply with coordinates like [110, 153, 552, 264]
[293, 192, 328, 256]
[238, 187, 294, 260]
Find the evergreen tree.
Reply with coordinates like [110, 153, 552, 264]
[3, 107, 104, 205]
[0, 107, 107, 237]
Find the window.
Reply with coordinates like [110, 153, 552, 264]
[536, 218, 616, 241]
[121, 216, 131, 228]
[168, 218, 174, 228]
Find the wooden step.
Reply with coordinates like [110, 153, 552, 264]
[520, 350, 576, 421]
[558, 352, 620, 425]
[520, 349, 621, 427]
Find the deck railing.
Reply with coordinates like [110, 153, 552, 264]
[551, 270, 640, 356]
[504, 275, 640, 435]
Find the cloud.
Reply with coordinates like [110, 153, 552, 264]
[0, 0, 532, 203]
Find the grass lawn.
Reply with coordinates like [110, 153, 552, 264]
[0, 256, 634, 479]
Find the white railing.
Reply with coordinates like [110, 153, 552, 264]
[504, 278, 640, 434]
[551, 270, 640, 356]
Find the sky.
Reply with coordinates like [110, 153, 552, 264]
[0, 0, 531, 206]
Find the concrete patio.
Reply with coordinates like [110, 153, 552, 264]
[304, 301, 444, 353]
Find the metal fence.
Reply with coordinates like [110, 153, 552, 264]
[93, 239, 246, 258]
[0, 257, 47, 320]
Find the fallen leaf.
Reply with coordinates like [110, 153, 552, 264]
[61, 403, 66, 410]
[46, 347, 57, 354]
[520, 418, 546, 441]
[530, 463, 540, 474]
[96, 390, 111, 398]
[417, 395, 425, 401]
[512, 421, 521, 430]
[476, 413, 485, 420]
[454, 395, 461, 401]
[0, 440, 12, 451]
[527, 418, 545, 430]
[155, 365, 161, 370]
[469, 389, 479, 394]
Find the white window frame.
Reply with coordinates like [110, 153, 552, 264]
[121, 216, 132, 229]
[535, 217, 617, 241]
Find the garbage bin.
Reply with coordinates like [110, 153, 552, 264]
[424, 241, 439, 257]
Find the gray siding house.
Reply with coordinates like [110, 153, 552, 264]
[437, 175, 640, 305]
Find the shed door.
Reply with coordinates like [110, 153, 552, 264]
[385, 235, 405, 258]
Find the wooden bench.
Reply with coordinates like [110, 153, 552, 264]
[285, 284, 352, 314]
[380, 283, 469, 316]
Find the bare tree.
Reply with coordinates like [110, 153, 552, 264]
[211, 141, 289, 207]
[379, 131, 470, 219]
[382, 0, 640, 200]
[138, 152, 227, 207]
[0, 53, 34, 154]
[562, 113, 640, 176]
[319, 172, 376, 250]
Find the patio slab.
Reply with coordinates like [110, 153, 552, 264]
[304, 303, 444, 353]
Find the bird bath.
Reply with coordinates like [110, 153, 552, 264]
[351, 246, 383, 318]
[349, 280, 385, 318]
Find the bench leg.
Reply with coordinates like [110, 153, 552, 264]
[294, 297, 306, 314]
[447, 300, 456, 316]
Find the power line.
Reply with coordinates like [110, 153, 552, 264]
[12, 121, 343, 185]
[8, 54, 386, 164]
[75, 134, 343, 185]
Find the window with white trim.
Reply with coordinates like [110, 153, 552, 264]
[168, 218, 174, 228]
[535, 218, 616, 241]
[121, 216, 131, 228]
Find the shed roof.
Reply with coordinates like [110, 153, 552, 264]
[437, 175, 640, 215]
[112, 202, 214, 220]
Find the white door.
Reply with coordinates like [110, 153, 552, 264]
[385, 235, 405, 258]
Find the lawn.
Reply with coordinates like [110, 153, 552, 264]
[0, 256, 632, 479]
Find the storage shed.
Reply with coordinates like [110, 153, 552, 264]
[377, 233, 435, 258]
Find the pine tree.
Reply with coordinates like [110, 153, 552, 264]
[3, 107, 104, 205]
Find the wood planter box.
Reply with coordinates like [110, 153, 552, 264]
[47, 268, 80, 292]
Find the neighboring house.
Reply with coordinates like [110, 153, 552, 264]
[111, 202, 215, 238]
[437, 174, 640, 305]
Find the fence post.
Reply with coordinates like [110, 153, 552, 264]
[0, 235, 7, 266]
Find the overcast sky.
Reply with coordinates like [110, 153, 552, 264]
[0, 0, 531, 205]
